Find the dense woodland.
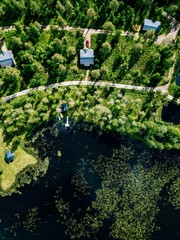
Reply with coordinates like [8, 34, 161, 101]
[0, 20, 179, 150]
[169, 34, 180, 98]
[91, 32, 174, 86]
[0, 25, 175, 98]
[0, 85, 179, 151]
[0, 0, 179, 150]
[0, 1, 179, 239]
[0, 27, 86, 95]
[0, 0, 179, 29]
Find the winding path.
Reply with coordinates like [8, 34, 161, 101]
[0, 18, 179, 104]
[1, 81, 179, 104]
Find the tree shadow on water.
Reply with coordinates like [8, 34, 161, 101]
[152, 183, 180, 240]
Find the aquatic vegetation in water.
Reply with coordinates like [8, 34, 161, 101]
[0, 126, 179, 240]
[53, 144, 180, 240]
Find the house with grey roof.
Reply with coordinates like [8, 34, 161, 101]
[0, 50, 15, 68]
[80, 48, 94, 67]
[142, 19, 161, 32]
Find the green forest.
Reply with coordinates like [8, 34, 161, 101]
[0, 0, 179, 28]
[0, 25, 176, 95]
[91, 33, 174, 86]
[0, 85, 179, 152]
[0, 0, 179, 239]
[0, 16, 179, 150]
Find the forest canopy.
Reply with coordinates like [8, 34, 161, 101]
[0, 0, 179, 29]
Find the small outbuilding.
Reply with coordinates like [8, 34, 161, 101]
[0, 50, 15, 68]
[142, 19, 161, 32]
[4, 150, 15, 163]
[80, 48, 94, 67]
[60, 103, 68, 112]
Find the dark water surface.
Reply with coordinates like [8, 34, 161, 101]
[0, 124, 179, 240]
[162, 102, 180, 124]
[0, 124, 119, 240]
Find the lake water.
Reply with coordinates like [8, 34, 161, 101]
[0, 123, 179, 240]
[162, 102, 180, 124]
[0, 124, 119, 240]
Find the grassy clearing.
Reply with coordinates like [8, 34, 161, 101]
[0, 129, 37, 191]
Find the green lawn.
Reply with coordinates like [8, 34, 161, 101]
[0, 129, 37, 191]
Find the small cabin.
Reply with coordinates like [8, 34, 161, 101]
[80, 48, 94, 67]
[60, 103, 68, 112]
[4, 150, 15, 163]
[142, 19, 161, 32]
[0, 51, 15, 68]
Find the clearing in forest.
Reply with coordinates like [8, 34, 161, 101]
[0, 129, 37, 191]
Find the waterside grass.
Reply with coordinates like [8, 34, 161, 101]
[0, 129, 37, 191]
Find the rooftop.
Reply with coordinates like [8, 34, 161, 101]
[4, 150, 15, 163]
[80, 48, 94, 67]
[142, 19, 161, 31]
[0, 50, 15, 67]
